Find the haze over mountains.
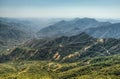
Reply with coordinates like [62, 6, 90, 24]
[37, 18, 111, 38]
[0, 17, 120, 54]
[0, 18, 60, 54]
[1, 17, 120, 40]
[37, 18, 120, 39]
[85, 23, 120, 38]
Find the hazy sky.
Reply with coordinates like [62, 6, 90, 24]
[0, 0, 120, 18]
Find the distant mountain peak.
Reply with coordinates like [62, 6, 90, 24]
[37, 18, 112, 38]
[85, 23, 120, 38]
[54, 20, 66, 25]
[73, 18, 98, 23]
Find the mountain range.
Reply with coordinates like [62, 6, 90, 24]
[37, 18, 120, 39]
[1, 32, 119, 62]
[0, 18, 60, 54]
[1, 17, 120, 61]
[85, 23, 120, 38]
[37, 18, 111, 38]
[0, 17, 120, 79]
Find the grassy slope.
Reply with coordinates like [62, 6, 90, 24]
[0, 54, 120, 79]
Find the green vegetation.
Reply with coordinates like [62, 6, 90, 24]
[0, 54, 120, 79]
[0, 18, 120, 79]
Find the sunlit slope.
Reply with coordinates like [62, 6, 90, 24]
[3, 33, 120, 62]
[0, 54, 120, 79]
